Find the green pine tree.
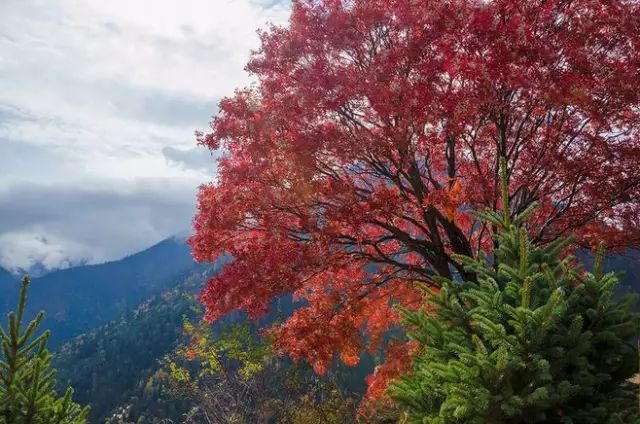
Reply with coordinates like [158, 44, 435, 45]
[390, 159, 640, 424]
[0, 276, 88, 424]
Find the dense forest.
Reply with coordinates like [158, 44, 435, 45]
[53, 268, 207, 422]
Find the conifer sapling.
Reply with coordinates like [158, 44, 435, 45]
[0, 276, 88, 424]
[390, 159, 640, 423]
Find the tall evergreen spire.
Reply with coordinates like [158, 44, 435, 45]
[0, 276, 88, 424]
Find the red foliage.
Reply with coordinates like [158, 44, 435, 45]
[191, 0, 640, 400]
[361, 340, 416, 413]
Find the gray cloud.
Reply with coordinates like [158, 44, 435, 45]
[0, 178, 198, 272]
[162, 146, 220, 174]
[0, 0, 291, 272]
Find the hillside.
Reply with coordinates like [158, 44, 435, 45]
[580, 249, 640, 306]
[606, 250, 640, 298]
[1, 237, 197, 347]
[47, 249, 640, 423]
[51, 258, 375, 423]
[0, 266, 17, 312]
[7, 242, 636, 423]
[54, 266, 213, 423]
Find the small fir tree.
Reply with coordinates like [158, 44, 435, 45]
[390, 159, 640, 423]
[0, 276, 88, 424]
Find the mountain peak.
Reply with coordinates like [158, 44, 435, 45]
[0, 237, 198, 347]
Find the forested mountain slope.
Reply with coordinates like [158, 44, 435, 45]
[580, 250, 640, 306]
[54, 266, 212, 422]
[0, 266, 17, 312]
[0, 237, 196, 346]
[51, 258, 374, 424]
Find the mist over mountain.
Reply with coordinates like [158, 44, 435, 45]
[8, 257, 93, 279]
[0, 237, 197, 347]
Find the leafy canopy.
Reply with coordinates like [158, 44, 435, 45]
[166, 319, 359, 424]
[190, 0, 640, 393]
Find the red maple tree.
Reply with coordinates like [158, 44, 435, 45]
[190, 0, 640, 399]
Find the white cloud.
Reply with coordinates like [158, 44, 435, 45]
[0, 232, 89, 273]
[0, 0, 289, 100]
[0, 0, 291, 271]
[0, 177, 202, 273]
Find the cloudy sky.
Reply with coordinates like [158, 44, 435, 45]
[0, 0, 290, 273]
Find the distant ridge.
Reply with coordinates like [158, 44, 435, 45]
[0, 266, 18, 313]
[0, 237, 197, 346]
[0, 265, 16, 283]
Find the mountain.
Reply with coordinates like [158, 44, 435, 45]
[54, 266, 212, 423]
[1, 237, 197, 347]
[579, 249, 640, 307]
[50, 245, 638, 423]
[3, 240, 636, 350]
[0, 266, 18, 313]
[0, 266, 16, 283]
[7, 238, 636, 423]
[52, 262, 372, 424]
[605, 250, 640, 298]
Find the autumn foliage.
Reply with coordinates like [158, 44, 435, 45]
[190, 0, 640, 399]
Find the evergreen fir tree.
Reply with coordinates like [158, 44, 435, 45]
[0, 276, 88, 424]
[390, 159, 640, 423]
